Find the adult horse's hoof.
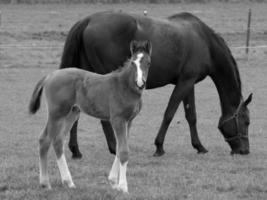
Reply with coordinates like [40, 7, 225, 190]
[192, 143, 208, 154]
[71, 152, 82, 159]
[197, 147, 208, 154]
[153, 149, 165, 157]
[69, 145, 83, 159]
[108, 147, 116, 155]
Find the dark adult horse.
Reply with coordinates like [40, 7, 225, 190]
[60, 11, 252, 158]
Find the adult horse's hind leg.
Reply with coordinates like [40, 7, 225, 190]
[53, 107, 80, 188]
[101, 120, 116, 155]
[154, 78, 196, 157]
[69, 121, 82, 159]
[183, 88, 208, 154]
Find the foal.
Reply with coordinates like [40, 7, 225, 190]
[29, 40, 152, 193]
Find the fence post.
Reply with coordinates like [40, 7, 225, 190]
[245, 8, 252, 55]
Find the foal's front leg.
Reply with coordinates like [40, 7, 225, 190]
[109, 118, 129, 193]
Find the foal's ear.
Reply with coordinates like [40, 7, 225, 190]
[130, 40, 138, 55]
[144, 40, 152, 56]
[244, 93, 253, 106]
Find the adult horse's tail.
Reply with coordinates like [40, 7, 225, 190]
[60, 17, 90, 69]
[29, 76, 46, 114]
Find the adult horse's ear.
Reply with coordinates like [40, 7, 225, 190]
[130, 40, 138, 55]
[244, 93, 253, 106]
[145, 40, 152, 56]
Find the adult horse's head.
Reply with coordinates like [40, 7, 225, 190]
[129, 40, 152, 90]
[218, 94, 252, 155]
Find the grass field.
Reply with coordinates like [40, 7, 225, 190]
[1, 2, 267, 200]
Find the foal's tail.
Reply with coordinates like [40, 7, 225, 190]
[29, 76, 46, 114]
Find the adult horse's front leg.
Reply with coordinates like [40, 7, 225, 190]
[154, 78, 196, 157]
[68, 120, 82, 159]
[183, 88, 208, 154]
[101, 120, 116, 155]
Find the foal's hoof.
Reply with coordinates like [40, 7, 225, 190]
[108, 178, 118, 189]
[153, 149, 165, 157]
[63, 180, 76, 188]
[114, 183, 128, 194]
[40, 182, 51, 190]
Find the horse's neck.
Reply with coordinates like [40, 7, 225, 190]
[211, 65, 242, 117]
[116, 65, 142, 98]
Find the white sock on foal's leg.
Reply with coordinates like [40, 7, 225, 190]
[39, 156, 51, 189]
[57, 154, 75, 188]
[116, 161, 128, 193]
[108, 156, 120, 187]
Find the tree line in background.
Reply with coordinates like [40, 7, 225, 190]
[1, 0, 266, 3]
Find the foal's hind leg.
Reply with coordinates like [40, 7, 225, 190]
[39, 125, 52, 189]
[53, 107, 80, 188]
[39, 118, 64, 189]
[183, 88, 208, 154]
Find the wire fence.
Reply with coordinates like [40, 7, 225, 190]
[1, 0, 267, 4]
[1, 44, 267, 49]
[0, 3, 266, 53]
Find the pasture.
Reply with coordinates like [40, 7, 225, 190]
[0, 2, 267, 199]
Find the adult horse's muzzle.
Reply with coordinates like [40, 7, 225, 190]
[227, 137, 250, 155]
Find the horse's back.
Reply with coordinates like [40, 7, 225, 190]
[83, 12, 137, 73]
[81, 11, 212, 87]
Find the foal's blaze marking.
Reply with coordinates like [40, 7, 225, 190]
[133, 53, 144, 87]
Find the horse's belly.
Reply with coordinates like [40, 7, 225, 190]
[79, 101, 110, 120]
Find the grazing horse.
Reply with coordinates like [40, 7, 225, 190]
[60, 11, 252, 158]
[29, 40, 152, 193]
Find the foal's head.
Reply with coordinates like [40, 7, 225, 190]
[129, 40, 152, 90]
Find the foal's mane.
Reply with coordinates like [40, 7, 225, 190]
[111, 58, 132, 74]
[111, 50, 148, 74]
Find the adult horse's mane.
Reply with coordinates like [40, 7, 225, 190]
[168, 12, 242, 97]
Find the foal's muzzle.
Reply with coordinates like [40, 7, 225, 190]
[136, 81, 146, 90]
